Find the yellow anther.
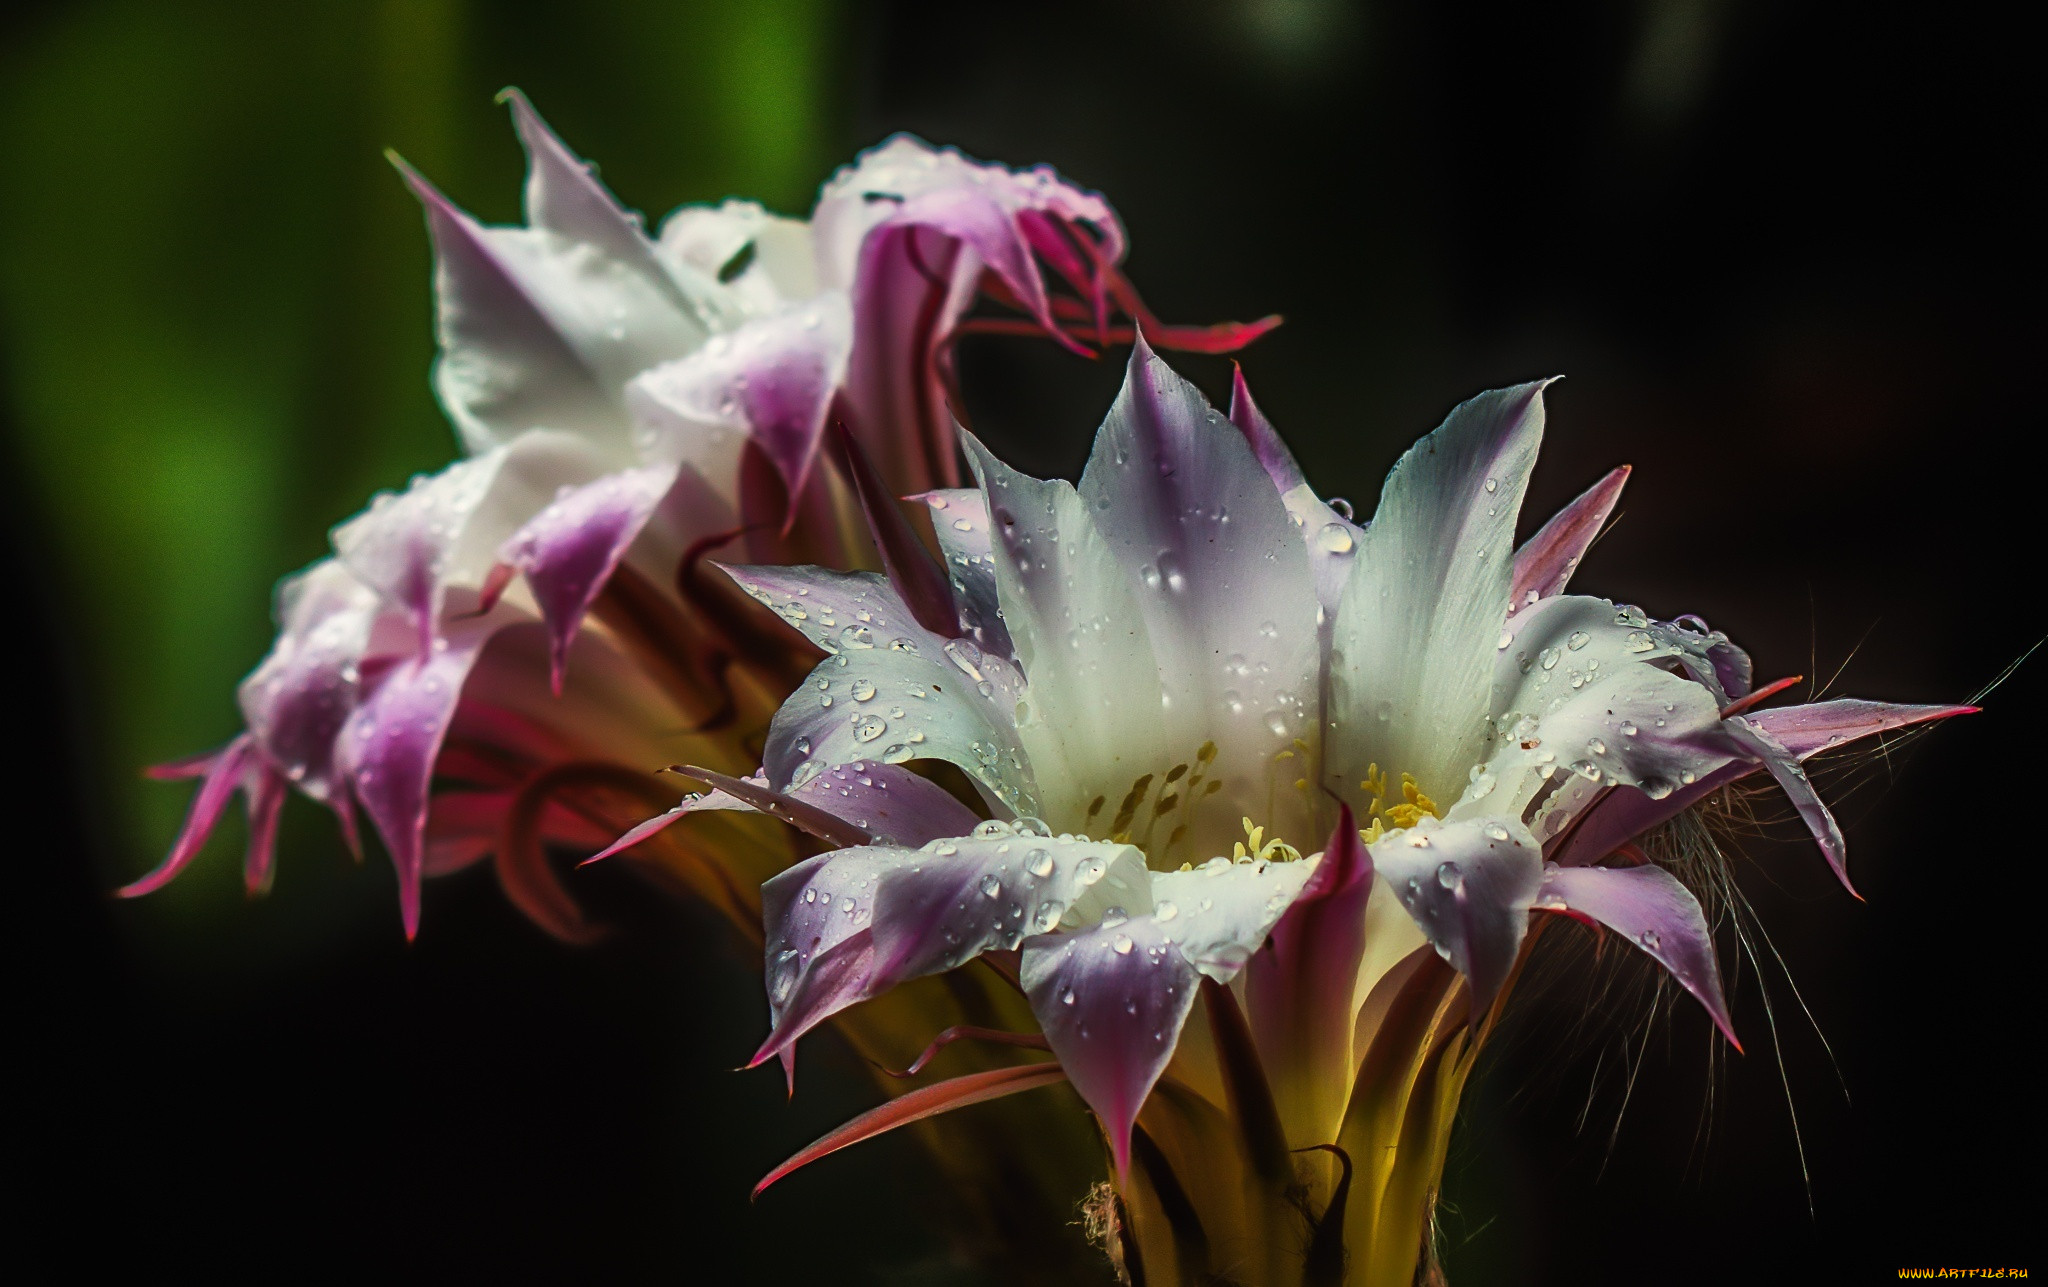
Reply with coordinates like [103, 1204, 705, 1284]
[1360, 817, 1386, 845]
[1399, 772, 1441, 820]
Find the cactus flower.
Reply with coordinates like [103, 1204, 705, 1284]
[695, 339, 1968, 1283]
[129, 95, 1275, 943]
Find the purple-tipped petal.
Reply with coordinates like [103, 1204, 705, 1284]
[1751, 699, 1976, 759]
[120, 736, 258, 898]
[236, 560, 378, 804]
[725, 562, 1034, 812]
[1331, 380, 1554, 802]
[1245, 807, 1374, 1139]
[1227, 365, 1360, 624]
[754, 833, 1152, 1065]
[1226, 364, 1306, 494]
[964, 432, 1173, 817]
[337, 623, 494, 938]
[626, 297, 852, 505]
[1537, 863, 1739, 1048]
[1370, 816, 1545, 1019]
[1078, 340, 1320, 793]
[1021, 913, 1199, 1180]
[1509, 464, 1629, 615]
[1020, 851, 1321, 1177]
[1549, 697, 1974, 868]
[672, 764, 873, 851]
[596, 759, 980, 866]
[499, 88, 698, 321]
[1476, 593, 1746, 847]
[794, 760, 981, 847]
[331, 452, 512, 654]
[1725, 715, 1854, 894]
[499, 464, 675, 692]
[391, 157, 618, 453]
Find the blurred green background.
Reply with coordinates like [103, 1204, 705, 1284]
[5, 1, 2037, 1282]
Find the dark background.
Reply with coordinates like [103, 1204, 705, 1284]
[5, 1, 2039, 1282]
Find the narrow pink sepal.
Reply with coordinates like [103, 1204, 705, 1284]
[242, 768, 287, 896]
[752, 1062, 1067, 1199]
[1244, 805, 1373, 1114]
[1509, 464, 1630, 614]
[119, 736, 256, 898]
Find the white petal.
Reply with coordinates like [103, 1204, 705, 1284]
[1329, 382, 1549, 802]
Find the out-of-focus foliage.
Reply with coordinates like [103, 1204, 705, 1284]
[0, 0, 838, 934]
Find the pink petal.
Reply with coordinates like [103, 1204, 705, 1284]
[752, 834, 1151, 1066]
[1509, 465, 1630, 615]
[1244, 806, 1374, 1137]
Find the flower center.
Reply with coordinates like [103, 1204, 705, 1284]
[1357, 762, 1442, 843]
[1071, 740, 1224, 861]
